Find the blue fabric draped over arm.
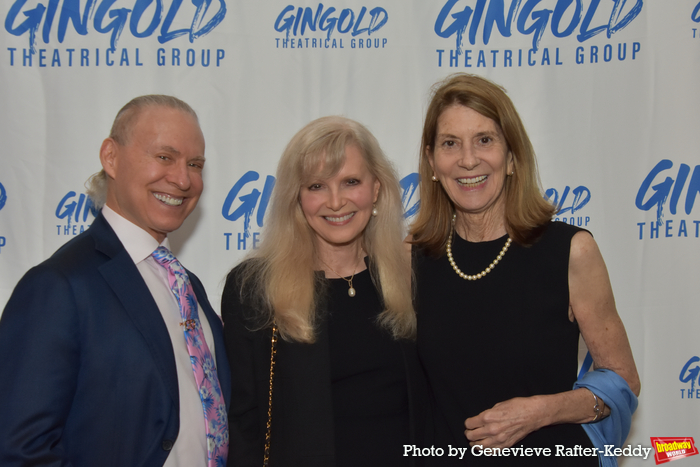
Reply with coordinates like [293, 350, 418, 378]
[573, 369, 638, 467]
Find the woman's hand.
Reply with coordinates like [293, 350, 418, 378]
[464, 396, 546, 448]
[464, 386, 610, 449]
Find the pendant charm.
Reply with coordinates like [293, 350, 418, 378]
[319, 255, 362, 298]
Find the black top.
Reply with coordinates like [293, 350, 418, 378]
[327, 269, 411, 466]
[222, 260, 426, 467]
[414, 221, 596, 466]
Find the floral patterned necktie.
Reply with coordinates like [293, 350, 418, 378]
[152, 246, 228, 467]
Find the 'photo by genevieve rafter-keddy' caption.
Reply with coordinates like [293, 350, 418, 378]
[403, 444, 654, 461]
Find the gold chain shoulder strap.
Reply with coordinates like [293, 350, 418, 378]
[263, 324, 278, 467]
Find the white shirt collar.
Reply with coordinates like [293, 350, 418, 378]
[101, 205, 170, 264]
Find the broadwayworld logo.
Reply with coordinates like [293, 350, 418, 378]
[650, 437, 698, 464]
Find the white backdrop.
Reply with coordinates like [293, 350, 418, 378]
[1, 0, 699, 464]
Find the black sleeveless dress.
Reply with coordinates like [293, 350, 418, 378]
[414, 221, 596, 466]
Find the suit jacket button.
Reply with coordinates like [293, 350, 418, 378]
[162, 440, 174, 451]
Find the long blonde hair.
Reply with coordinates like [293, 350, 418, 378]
[233, 116, 415, 343]
[411, 73, 556, 255]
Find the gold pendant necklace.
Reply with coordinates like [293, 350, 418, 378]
[320, 254, 363, 297]
[446, 214, 512, 280]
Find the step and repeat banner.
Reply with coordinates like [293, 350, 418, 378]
[1, 0, 699, 464]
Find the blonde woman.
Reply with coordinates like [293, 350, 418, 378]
[222, 116, 427, 466]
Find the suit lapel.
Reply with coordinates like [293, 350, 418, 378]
[91, 213, 180, 407]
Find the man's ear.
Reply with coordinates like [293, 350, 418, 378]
[99, 138, 118, 179]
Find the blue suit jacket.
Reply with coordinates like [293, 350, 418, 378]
[0, 212, 231, 467]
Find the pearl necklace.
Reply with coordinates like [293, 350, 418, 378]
[320, 255, 363, 297]
[446, 214, 512, 280]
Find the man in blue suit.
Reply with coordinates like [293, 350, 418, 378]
[0, 95, 231, 467]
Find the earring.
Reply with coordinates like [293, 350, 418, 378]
[431, 175, 438, 182]
[372, 204, 378, 216]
